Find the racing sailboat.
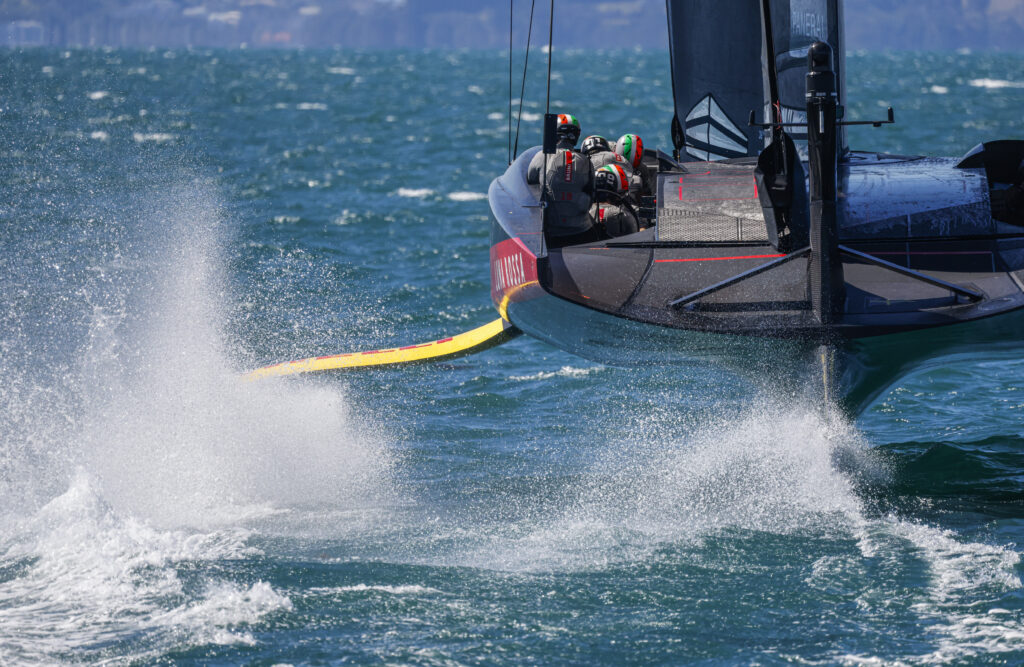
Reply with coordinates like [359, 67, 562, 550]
[487, 0, 1024, 415]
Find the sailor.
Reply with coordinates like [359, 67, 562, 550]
[527, 114, 599, 247]
[615, 133, 654, 200]
[582, 134, 634, 174]
[581, 134, 611, 157]
[591, 164, 640, 238]
[528, 114, 585, 182]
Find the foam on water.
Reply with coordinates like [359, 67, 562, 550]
[969, 78, 1024, 89]
[508, 365, 605, 382]
[308, 585, 444, 596]
[0, 180, 394, 661]
[458, 403, 871, 573]
[0, 474, 288, 663]
[132, 132, 175, 143]
[447, 191, 487, 202]
[881, 521, 1024, 663]
[396, 187, 434, 198]
[444, 397, 1024, 662]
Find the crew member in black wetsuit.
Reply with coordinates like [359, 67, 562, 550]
[615, 133, 654, 203]
[591, 164, 639, 238]
[581, 135, 611, 158]
[526, 114, 599, 247]
[583, 134, 635, 174]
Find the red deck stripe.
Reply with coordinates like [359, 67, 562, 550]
[679, 180, 751, 186]
[655, 254, 786, 264]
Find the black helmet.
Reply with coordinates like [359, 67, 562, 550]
[594, 164, 630, 200]
[556, 114, 582, 146]
[581, 135, 611, 156]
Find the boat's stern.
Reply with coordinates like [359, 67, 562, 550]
[487, 148, 547, 320]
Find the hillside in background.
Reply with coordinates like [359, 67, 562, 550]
[845, 0, 1024, 52]
[1, 0, 1022, 50]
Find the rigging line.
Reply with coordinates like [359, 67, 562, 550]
[544, 0, 554, 115]
[542, 0, 555, 212]
[508, 0, 513, 165]
[761, 0, 781, 125]
[512, 0, 537, 161]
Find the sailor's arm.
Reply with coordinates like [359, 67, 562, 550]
[526, 151, 545, 185]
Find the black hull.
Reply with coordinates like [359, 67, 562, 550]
[488, 147, 1024, 417]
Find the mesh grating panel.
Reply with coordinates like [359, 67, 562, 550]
[658, 209, 769, 242]
[657, 164, 769, 243]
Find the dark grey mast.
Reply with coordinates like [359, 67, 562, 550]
[761, 0, 848, 152]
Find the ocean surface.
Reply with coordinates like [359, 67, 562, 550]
[1, 47, 1023, 665]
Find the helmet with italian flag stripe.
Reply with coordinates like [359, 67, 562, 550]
[595, 164, 630, 196]
[616, 134, 644, 168]
[556, 114, 582, 146]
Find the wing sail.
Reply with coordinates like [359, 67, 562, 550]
[666, 0, 846, 162]
[666, 0, 764, 162]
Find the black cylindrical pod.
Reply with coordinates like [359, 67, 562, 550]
[806, 41, 844, 327]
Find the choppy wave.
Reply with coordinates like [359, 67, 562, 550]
[0, 475, 288, 663]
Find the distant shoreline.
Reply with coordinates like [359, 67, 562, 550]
[2, 0, 1023, 52]
[2, 46, 1023, 55]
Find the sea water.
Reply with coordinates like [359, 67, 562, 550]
[1, 48, 1023, 664]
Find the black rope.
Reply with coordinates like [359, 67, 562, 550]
[508, 0, 513, 165]
[511, 0, 536, 161]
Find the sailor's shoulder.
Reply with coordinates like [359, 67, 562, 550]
[604, 153, 633, 169]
